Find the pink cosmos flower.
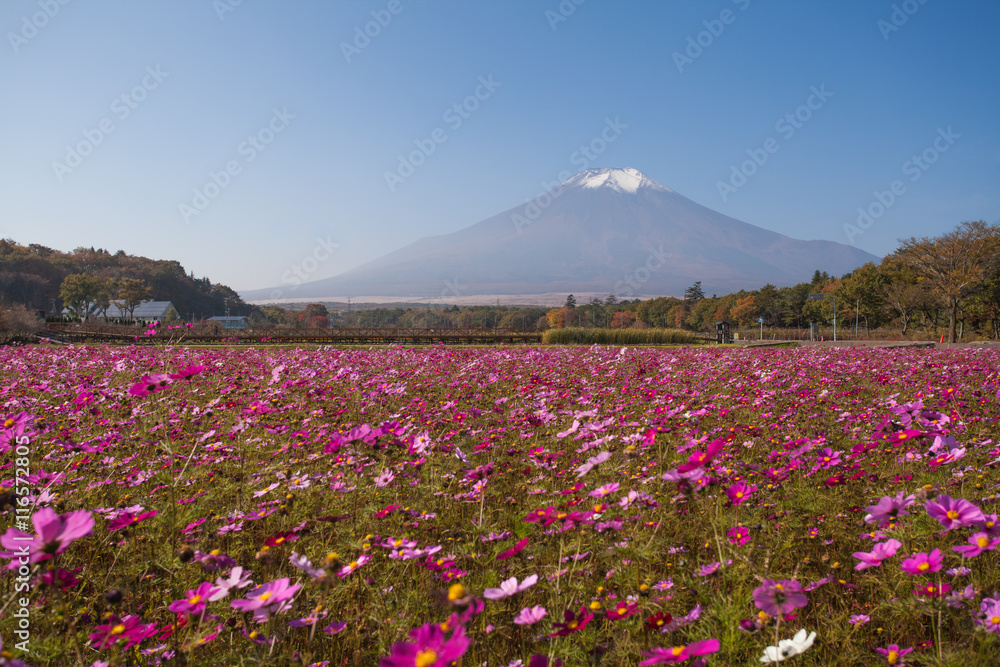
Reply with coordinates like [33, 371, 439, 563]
[107, 510, 157, 532]
[168, 581, 217, 615]
[209, 566, 253, 600]
[925, 495, 985, 530]
[89, 614, 158, 649]
[677, 439, 724, 473]
[726, 482, 756, 506]
[496, 537, 529, 560]
[752, 579, 808, 616]
[337, 554, 370, 578]
[0, 508, 94, 568]
[483, 574, 538, 600]
[852, 538, 902, 570]
[977, 595, 1000, 636]
[727, 526, 750, 546]
[128, 374, 173, 397]
[953, 532, 1000, 559]
[874, 644, 913, 665]
[863, 491, 916, 525]
[0, 412, 36, 453]
[900, 549, 943, 576]
[380, 622, 469, 667]
[589, 482, 620, 498]
[514, 606, 547, 626]
[639, 638, 720, 664]
[231, 577, 301, 622]
[605, 601, 639, 620]
[169, 365, 205, 381]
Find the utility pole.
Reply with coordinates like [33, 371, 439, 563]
[833, 296, 837, 342]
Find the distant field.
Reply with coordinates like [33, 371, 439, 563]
[1, 345, 998, 666]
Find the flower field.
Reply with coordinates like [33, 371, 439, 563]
[1, 343, 999, 666]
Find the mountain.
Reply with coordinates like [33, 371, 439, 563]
[242, 168, 879, 302]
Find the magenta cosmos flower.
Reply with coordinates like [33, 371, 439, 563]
[496, 537, 529, 560]
[728, 526, 750, 546]
[0, 508, 94, 568]
[127, 374, 173, 397]
[726, 482, 756, 506]
[852, 538, 902, 570]
[874, 644, 913, 665]
[108, 510, 157, 532]
[925, 495, 985, 530]
[639, 638, 720, 664]
[752, 579, 808, 616]
[168, 581, 218, 615]
[89, 614, 158, 650]
[550, 606, 594, 637]
[899, 549, 943, 576]
[379, 622, 469, 667]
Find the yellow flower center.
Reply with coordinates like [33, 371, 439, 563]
[887, 650, 898, 664]
[991, 616, 1000, 625]
[111, 624, 126, 635]
[775, 584, 784, 591]
[415, 649, 438, 667]
[3, 419, 14, 428]
[918, 562, 930, 572]
[394, 539, 403, 547]
[448, 584, 466, 601]
[188, 595, 202, 605]
[210, 549, 221, 556]
[617, 607, 627, 616]
[946, 510, 959, 520]
[978, 537, 989, 548]
[567, 620, 578, 629]
[671, 646, 685, 656]
[258, 592, 272, 602]
[349, 561, 358, 569]
[735, 492, 743, 498]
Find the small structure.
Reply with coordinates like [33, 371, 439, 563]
[715, 320, 733, 344]
[64, 300, 178, 324]
[207, 315, 248, 330]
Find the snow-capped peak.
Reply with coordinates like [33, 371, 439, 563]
[562, 168, 672, 194]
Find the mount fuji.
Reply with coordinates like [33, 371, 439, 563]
[243, 168, 878, 302]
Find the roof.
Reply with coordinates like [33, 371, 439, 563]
[207, 316, 247, 322]
[113, 301, 176, 318]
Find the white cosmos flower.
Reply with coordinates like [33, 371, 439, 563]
[760, 629, 816, 663]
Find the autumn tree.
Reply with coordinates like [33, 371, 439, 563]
[895, 221, 1000, 342]
[610, 310, 636, 329]
[730, 294, 759, 326]
[111, 277, 151, 320]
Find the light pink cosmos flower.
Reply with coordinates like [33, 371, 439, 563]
[483, 574, 538, 600]
[337, 554, 370, 578]
[514, 605, 547, 626]
[900, 549, 943, 576]
[852, 538, 902, 570]
[863, 491, 916, 525]
[208, 566, 253, 601]
[231, 577, 301, 623]
[0, 508, 94, 568]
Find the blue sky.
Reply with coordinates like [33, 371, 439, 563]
[2, 0, 998, 292]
